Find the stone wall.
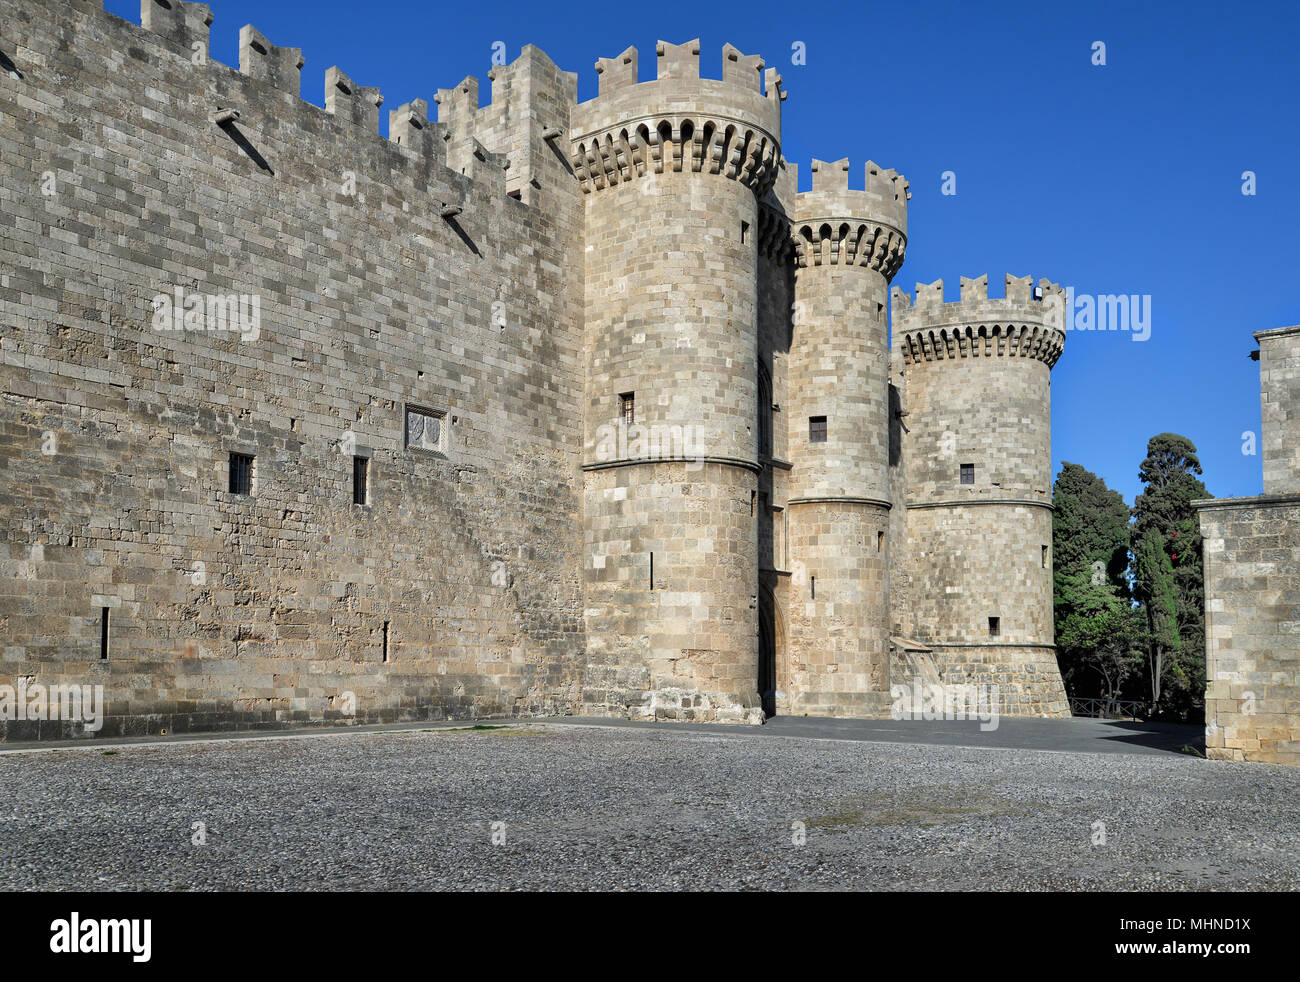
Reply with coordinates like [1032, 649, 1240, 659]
[1196, 324, 1300, 766]
[0, 0, 586, 737]
[782, 501, 892, 715]
[1197, 497, 1300, 765]
[582, 461, 760, 721]
[1257, 326, 1300, 495]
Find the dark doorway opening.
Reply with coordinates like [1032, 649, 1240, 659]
[759, 585, 776, 717]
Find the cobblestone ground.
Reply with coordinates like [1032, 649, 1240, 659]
[1, 723, 1297, 891]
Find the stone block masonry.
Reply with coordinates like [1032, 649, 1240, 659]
[1196, 325, 1300, 766]
[0, 0, 586, 737]
[890, 277, 1070, 718]
[1, 0, 1077, 738]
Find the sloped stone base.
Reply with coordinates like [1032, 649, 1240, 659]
[891, 639, 1070, 718]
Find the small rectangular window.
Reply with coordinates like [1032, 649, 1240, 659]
[960, 463, 975, 484]
[741, 221, 750, 244]
[405, 406, 445, 453]
[619, 392, 635, 426]
[878, 531, 885, 553]
[988, 616, 1000, 638]
[809, 416, 827, 443]
[100, 607, 110, 660]
[229, 452, 253, 495]
[810, 575, 816, 600]
[1042, 545, 1049, 569]
[382, 620, 390, 663]
[353, 456, 369, 506]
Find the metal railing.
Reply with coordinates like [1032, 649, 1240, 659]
[1068, 697, 1146, 721]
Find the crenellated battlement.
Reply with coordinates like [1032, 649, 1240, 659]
[580, 39, 782, 111]
[110, 1, 578, 212]
[795, 159, 909, 229]
[141, 0, 212, 53]
[239, 24, 303, 97]
[570, 40, 782, 197]
[893, 275, 1066, 367]
[789, 160, 909, 280]
[325, 67, 383, 131]
[94, 7, 791, 210]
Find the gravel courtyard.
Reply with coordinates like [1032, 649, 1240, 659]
[1, 721, 1297, 891]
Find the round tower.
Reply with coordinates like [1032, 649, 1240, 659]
[782, 159, 908, 716]
[892, 275, 1070, 717]
[570, 40, 781, 721]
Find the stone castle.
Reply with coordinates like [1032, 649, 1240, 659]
[0, 0, 1072, 739]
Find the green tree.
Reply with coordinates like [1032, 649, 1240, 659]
[1055, 568, 1143, 707]
[1053, 462, 1132, 590]
[1052, 464, 1142, 707]
[1131, 434, 1210, 720]
[1133, 527, 1179, 710]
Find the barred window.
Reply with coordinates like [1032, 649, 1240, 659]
[809, 416, 827, 443]
[960, 463, 975, 484]
[229, 452, 253, 495]
[353, 456, 369, 506]
[619, 392, 635, 426]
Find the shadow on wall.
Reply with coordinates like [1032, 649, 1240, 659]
[888, 382, 904, 467]
[217, 118, 274, 174]
[0, 46, 22, 79]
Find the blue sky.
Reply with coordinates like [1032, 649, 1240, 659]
[107, 0, 1300, 504]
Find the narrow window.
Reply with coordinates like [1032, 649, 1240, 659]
[649, 552, 654, 590]
[750, 489, 756, 516]
[100, 607, 110, 660]
[619, 392, 635, 426]
[741, 220, 750, 244]
[382, 620, 389, 663]
[809, 416, 827, 444]
[960, 463, 975, 485]
[988, 616, 1000, 638]
[1042, 545, 1049, 569]
[877, 530, 885, 553]
[810, 576, 816, 600]
[229, 452, 253, 495]
[353, 456, 369, 506]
